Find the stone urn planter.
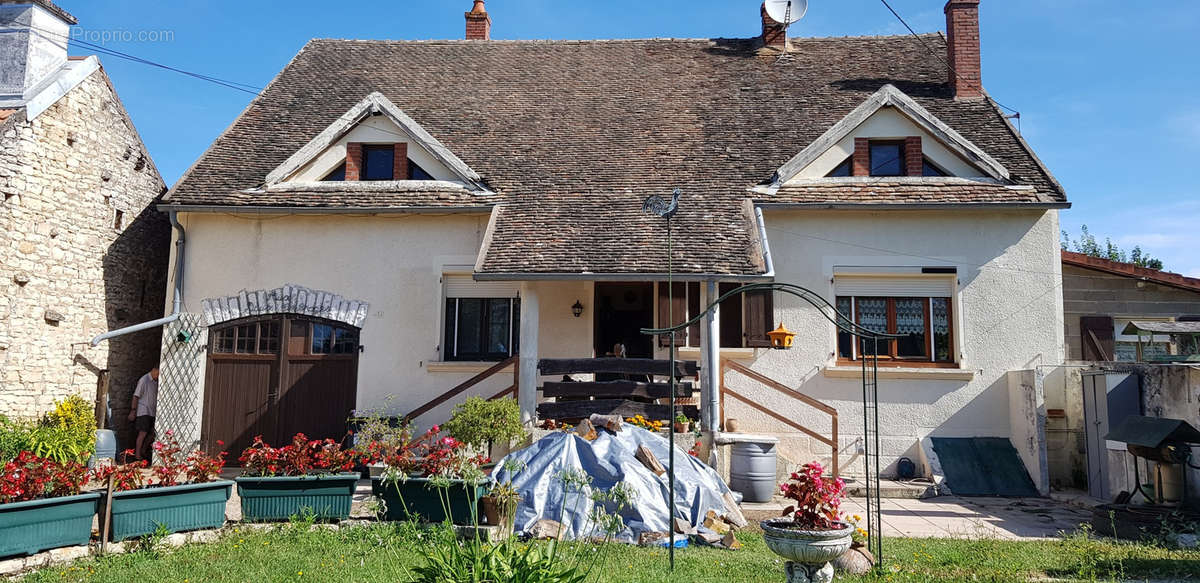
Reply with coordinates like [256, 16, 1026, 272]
[761, 517, 853, 583]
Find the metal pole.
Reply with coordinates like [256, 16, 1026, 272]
[667, 216, 676, 571]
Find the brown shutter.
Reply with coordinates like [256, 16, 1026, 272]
[744, 289, 774, 348]
[718, 283, 744, 348]
[687, 282, 701, 348]
[657, 282, 686, 347]
[1080, 315, 1115, 361]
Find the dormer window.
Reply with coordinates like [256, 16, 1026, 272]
[408, 159, 434, 180]
[922, 159, 947, 177]
[362, 145, 396, 181]
[322, 163, 346, 181]
[826, 157, 852, 177]
[868, 141, 905, 177]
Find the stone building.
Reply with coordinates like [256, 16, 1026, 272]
[0, 0, 168, 448]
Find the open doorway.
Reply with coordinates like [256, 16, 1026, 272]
[593, 282, 654, 359]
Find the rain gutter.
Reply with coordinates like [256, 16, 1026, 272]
[90, 211, 186, 346]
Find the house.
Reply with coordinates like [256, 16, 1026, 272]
[1042, 251, 1200, 492]
[0, 0, 168, 446]
[156, 0, 1066, 491]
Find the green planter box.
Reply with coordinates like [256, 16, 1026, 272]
[372, 476, 485, 524]
[0, 492, 100, 558]
[101, 481, 233, 541]
[236, 474, 359, 521]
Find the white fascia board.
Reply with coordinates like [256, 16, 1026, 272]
[264, 91, 490, 193]
[771, 84, 1010, 186]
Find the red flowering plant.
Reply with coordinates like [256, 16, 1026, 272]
[369, 425, 487, 482]
[0, 451, 88, 504]
[92, 432, 230, 492]
[779, 461, 847, 531]
[239, 433, 360, 477]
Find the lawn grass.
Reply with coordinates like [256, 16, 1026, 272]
[20, 522, 1200, 583]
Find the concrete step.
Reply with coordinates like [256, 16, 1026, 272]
[843, 478, 939, 499]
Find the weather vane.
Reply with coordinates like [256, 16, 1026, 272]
[642, 187, 681, 570]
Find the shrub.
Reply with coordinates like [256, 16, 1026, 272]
[30, 396, 96, 464]
[0, 416, 34, 463]
[441, 397, 526, 452]
[239, 433, 360, 477]
[0, 451, 87, 503]
[779, 461, 845, 530]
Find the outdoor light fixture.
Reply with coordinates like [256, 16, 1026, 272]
[571, 300, 584, 318]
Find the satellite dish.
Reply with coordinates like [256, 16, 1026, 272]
[764, 0, 808, 25]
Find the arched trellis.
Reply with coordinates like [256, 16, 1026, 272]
[642, 281, 899, 566]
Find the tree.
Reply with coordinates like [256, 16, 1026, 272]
[1061, 225, 1165, 270]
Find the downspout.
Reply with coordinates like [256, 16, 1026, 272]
[704, 206, 776, 431]
[90, 211, 186, 346]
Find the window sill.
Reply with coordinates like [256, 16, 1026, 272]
[676, 347, 757, 360]
[822, 366, 975, 381]
[426, 361, 515, 374]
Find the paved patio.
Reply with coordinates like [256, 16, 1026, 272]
[742, 495, 1091, 540]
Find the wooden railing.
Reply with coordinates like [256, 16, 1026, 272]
[403, 354, 519, 422]
[720, 359, 840, 477]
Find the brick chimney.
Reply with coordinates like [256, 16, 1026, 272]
[760, 2, 787, 50]
[465, 0, 490, 41]
[0, 0, 77, 100]
[944, 0, 982, 99]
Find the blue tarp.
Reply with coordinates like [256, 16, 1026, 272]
[492, 426, 735, 543]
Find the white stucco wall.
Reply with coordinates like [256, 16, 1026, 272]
[161, 212, 599, 439]
[722, 208, 1064, 479]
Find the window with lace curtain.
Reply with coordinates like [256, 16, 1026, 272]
[836, 296, 955, 365]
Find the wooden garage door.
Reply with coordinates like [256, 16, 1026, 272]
[203, 315, 360, 459]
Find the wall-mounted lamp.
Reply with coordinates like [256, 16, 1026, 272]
[571, 300, 584, 318]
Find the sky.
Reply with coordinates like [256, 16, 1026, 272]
[56, 0, 1200, 276]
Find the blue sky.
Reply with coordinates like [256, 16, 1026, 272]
[59, 1, 1200, 276]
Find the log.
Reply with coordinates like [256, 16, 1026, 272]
[722, 491, 748, 528]
[589, 414, 623, 433]
[538, 358, 698, 377]
[536, 400, 698, 422]
[542, 380, 693, 399]
[574, 418, 598, 441]
[635, 445, 665, 476]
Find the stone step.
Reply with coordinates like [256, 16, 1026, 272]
[844, 478, 939, 499]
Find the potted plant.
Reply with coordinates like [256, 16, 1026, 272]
[761, 461, 854, 582]
[441, 397, 527, 460]
[480, 459, 523, 534]
[370, 425, 488, 525]
[0, 451, 97, 557]
[673, 412, 691, 433]
[94, 431, 231, 541]
[236, 433, 361, 521]
[350, 407, 411, 479]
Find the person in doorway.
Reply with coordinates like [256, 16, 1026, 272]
[127, 367, 159, 461]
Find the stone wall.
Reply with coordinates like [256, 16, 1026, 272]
[0, 67, 167, 448]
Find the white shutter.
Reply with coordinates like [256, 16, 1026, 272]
[444, 274, 520, 298]
[834, 275, 954, 297]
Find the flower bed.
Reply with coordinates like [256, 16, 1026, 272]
[236, 433, 361, 521]
[0, 451, 94, 557]
[92, 431, 232, 540]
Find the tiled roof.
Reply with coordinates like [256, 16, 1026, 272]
[175, 182, 491, 209]
[168, 35, 1067, 276]
[0, 0, 76, 24]
[1062, 250, 1200, 294]
[760, 178, 1044, 206]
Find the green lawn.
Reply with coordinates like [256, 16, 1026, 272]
[20, 522, 1200, 583]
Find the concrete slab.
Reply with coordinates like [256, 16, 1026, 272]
[741, 495, 1090, 540]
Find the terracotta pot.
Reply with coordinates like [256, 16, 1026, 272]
[673, 421, 690, 433]
[480, 494, 516, 532]
[725, 418, 740, 432]
[760, 517, 853, 565]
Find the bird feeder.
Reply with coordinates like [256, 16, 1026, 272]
[766, 323, 795, 349]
